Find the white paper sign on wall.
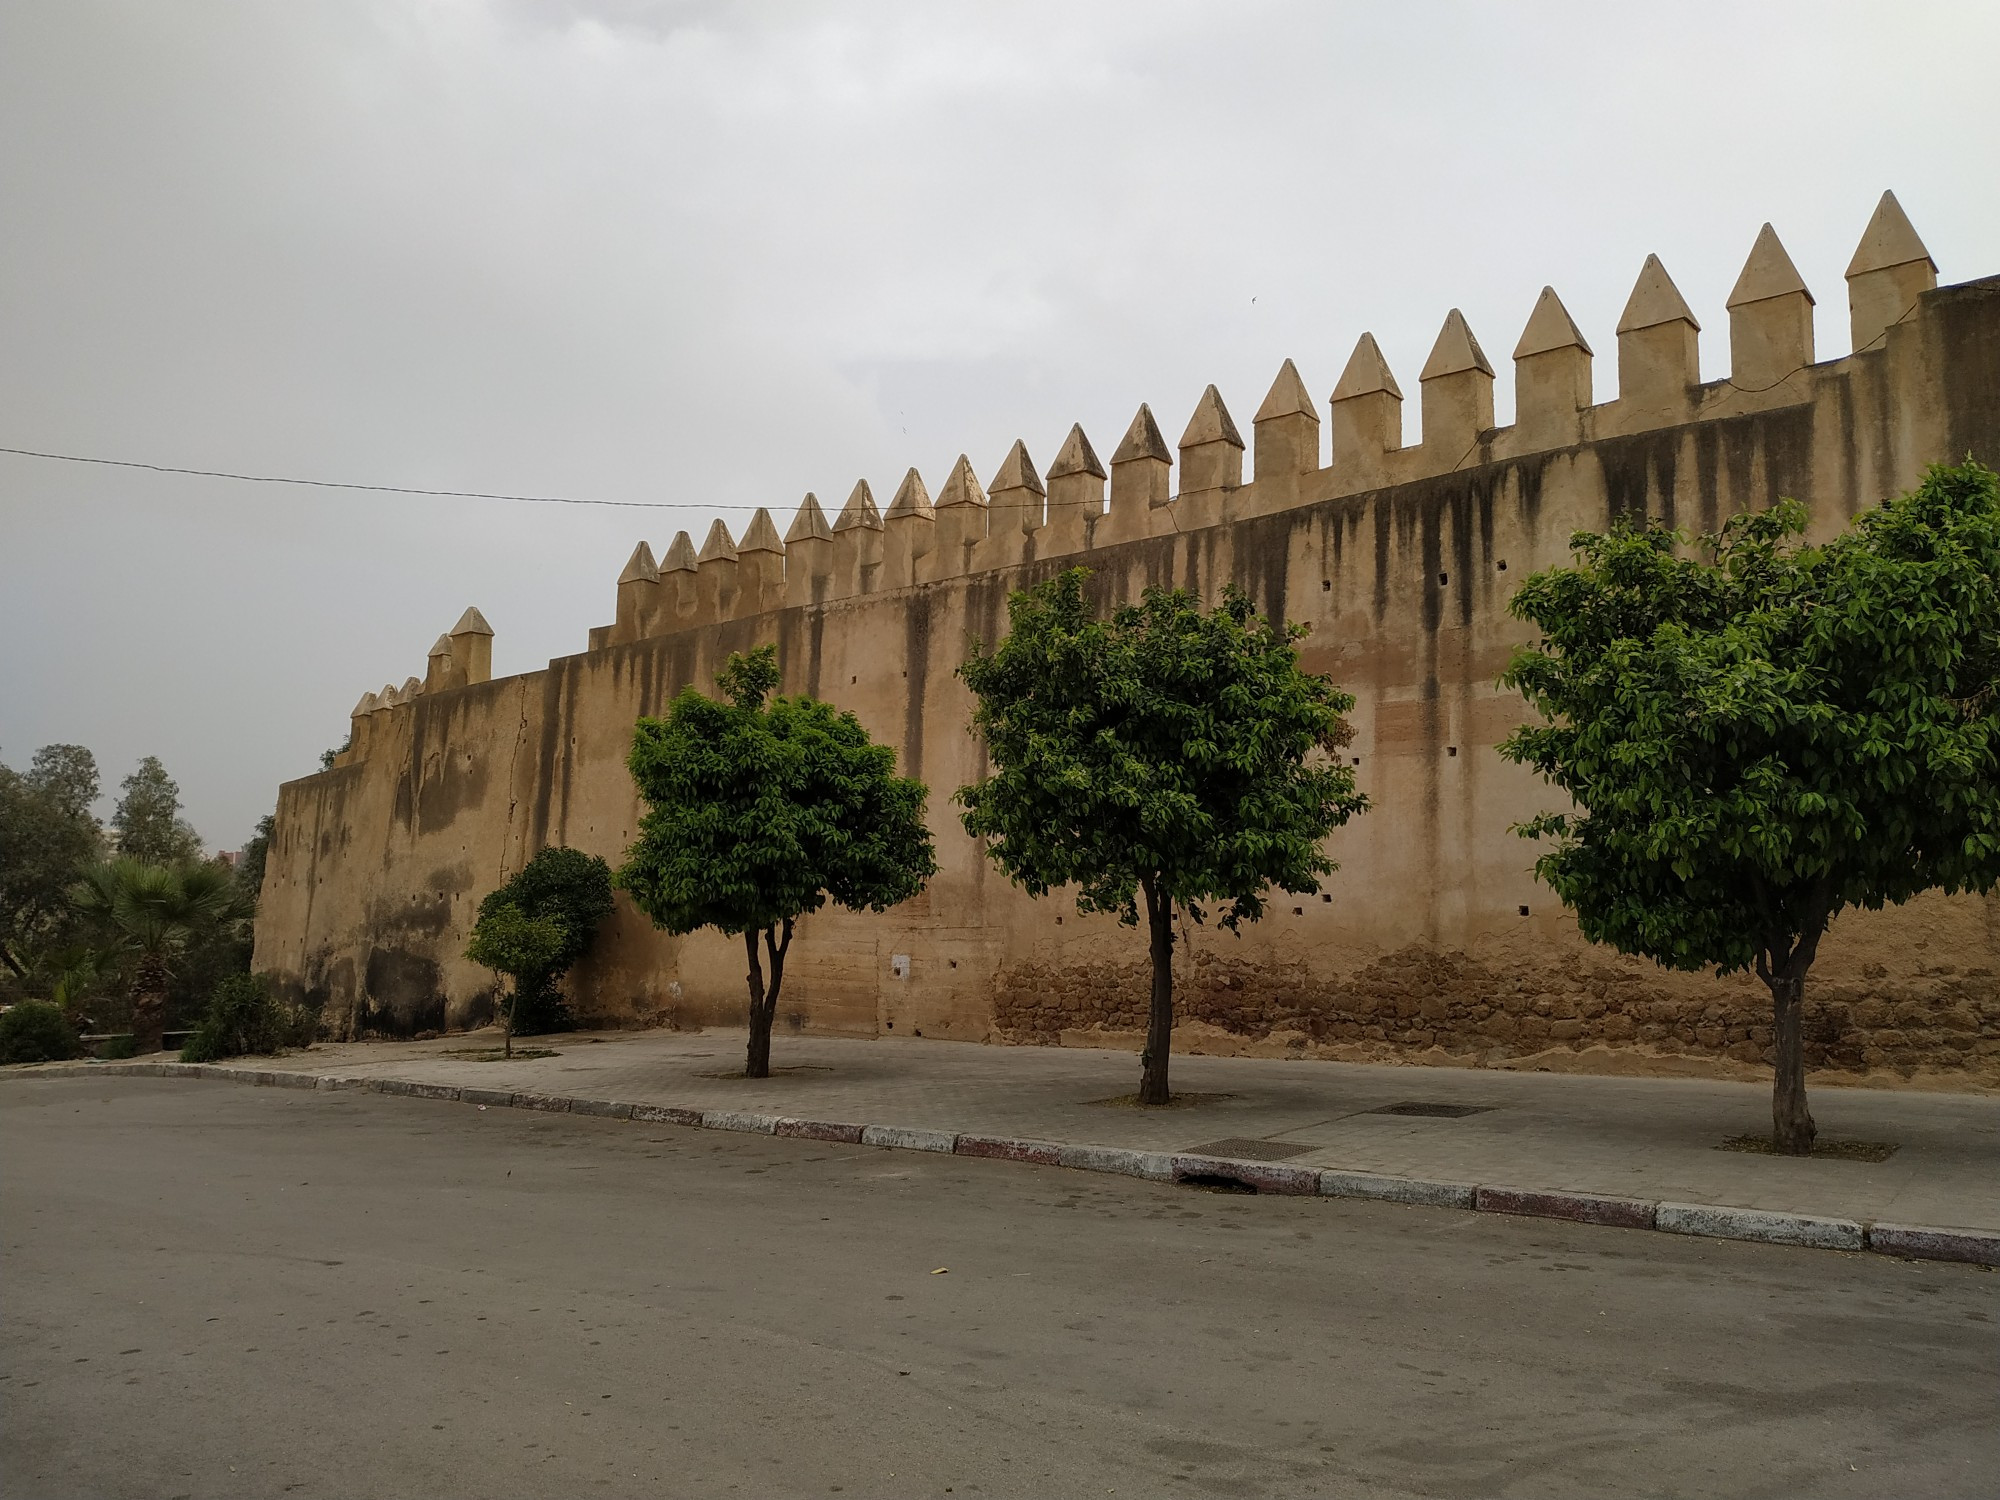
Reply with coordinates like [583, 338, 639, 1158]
[890, 954, 910, 980]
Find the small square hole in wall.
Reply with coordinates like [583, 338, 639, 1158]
[1293, 906, 1303, 916]
[1321, 579, 1331, 592]
[1056, 915, 1063, 925]
[1497, 560, 1508, 572]
[1438, 572, 1449, 586]
[1352, 756, 1361, 766]
[1519, 905, 1530, 916]
[1448, 746, 1458, 757]
[1321, 893, 1333, 903]
[851, 675, 857, 684]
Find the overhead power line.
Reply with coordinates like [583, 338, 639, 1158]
[0, 443, 699, 510]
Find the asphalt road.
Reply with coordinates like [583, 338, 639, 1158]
[2, 1079, 1994, 1500]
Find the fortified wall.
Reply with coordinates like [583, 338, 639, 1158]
[255, 193, 2000, 1086]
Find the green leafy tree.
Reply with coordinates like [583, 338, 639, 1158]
[0, 744, 105, 978]
[71, 859, 237, 1050]
[0, 999, 80, 1065]
[236, 814, 275, 905]
[465, 902, 568, 1057]
[957, 570, 1367, 1105]
[617, 645, 937, 1079]
[1500, 461, 2000, 1154]
[473, 847, 615, 1034]
[111, 756, 202, 866]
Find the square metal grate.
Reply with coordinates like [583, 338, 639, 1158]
[1183, 1137, 1317, 1161]
[1365, 1101, 1492, 1119]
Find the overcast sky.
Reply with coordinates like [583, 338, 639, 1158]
[3, 1, 1996, 851]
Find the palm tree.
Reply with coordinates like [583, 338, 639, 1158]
[72, 859, 237, 1051]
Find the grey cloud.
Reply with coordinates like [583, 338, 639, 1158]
[2, 0, 1995, 846]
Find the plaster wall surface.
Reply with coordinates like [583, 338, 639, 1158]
[254, 252, 2000, 1087]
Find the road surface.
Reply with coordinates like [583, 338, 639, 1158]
[2, 1077, 1993, 1498]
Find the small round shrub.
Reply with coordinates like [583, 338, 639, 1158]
[97, 1035, 141, 1060]
[0, 1001, 82, 1065]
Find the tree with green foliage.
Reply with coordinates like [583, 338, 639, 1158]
[0, 999, 80, 1065]
[618, 644, 937, 1079]
[236, 814, 275, 905]
[0, 744, 105, 979]
[1500, 461, 2000, 1154]
[465, 903, 569, 1057]
[957, 570, 1367, 1106]
[472, 846, 615, 1035]
[111, 756, 202, 866]
[71, 859, 237, 1051]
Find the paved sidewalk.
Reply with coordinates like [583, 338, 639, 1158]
[178, 1027, 2000, 1235]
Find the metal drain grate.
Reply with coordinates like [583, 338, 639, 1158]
[1183, 1137, 1316, 1161]
[1366, 1101, 1492, 1119]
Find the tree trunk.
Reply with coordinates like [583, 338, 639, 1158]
[1759, 943, 1817, 1156]
[744, 928, 772, 1079]
[1137, 877, 1176, 1107]
[131, 952, 169, 1052]
[502, 985, 515, 1059]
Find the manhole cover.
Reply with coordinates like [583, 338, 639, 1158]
[1366, 1101, 1492, 1119]
[1184, 1137, 1315, 1162]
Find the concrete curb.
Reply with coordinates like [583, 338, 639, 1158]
[11, 1059, 1997, 1269]
[1656, 1201, 1865, 1252]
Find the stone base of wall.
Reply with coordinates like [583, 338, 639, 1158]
[992, 942, 2000, 1091]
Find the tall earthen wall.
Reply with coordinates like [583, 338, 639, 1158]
[254, 198, 2000, 1087]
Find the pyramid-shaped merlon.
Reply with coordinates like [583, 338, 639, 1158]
[786, 492, 834, 543]
[1049, 424, 1106, 480]
[661, 531, 699, 572]
[988, 440, 1045, 496]
[1729, 224, 1812, 308]
[1420, 310, 1493, 381]
[1618, 254, 1700, 334]
[885, 468, 935, 520]
[834, 479, 883, 531]
[1331, 333, 1402, 402]
[737, 507, 786, 554]
[697, 519, 738, 563]
[1180, 385, 1244, 450]
[1255, 359, 1316, 422]
[1514, 287, 1592, 359]
[618, 540, 661, 585]
[1847, 190, 1934, 278]
[935, 455, 988, 509]
[1111, 404, 1171, 466]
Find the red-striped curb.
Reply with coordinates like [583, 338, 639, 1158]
[1475, 1186, 1658, 1230]
[11, 1058, 1996, 1268]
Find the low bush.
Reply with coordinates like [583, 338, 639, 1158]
[0, 1000, 82, 1065]
[97, 1034, 140, 1060]
[180, 974, 320, 1063]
